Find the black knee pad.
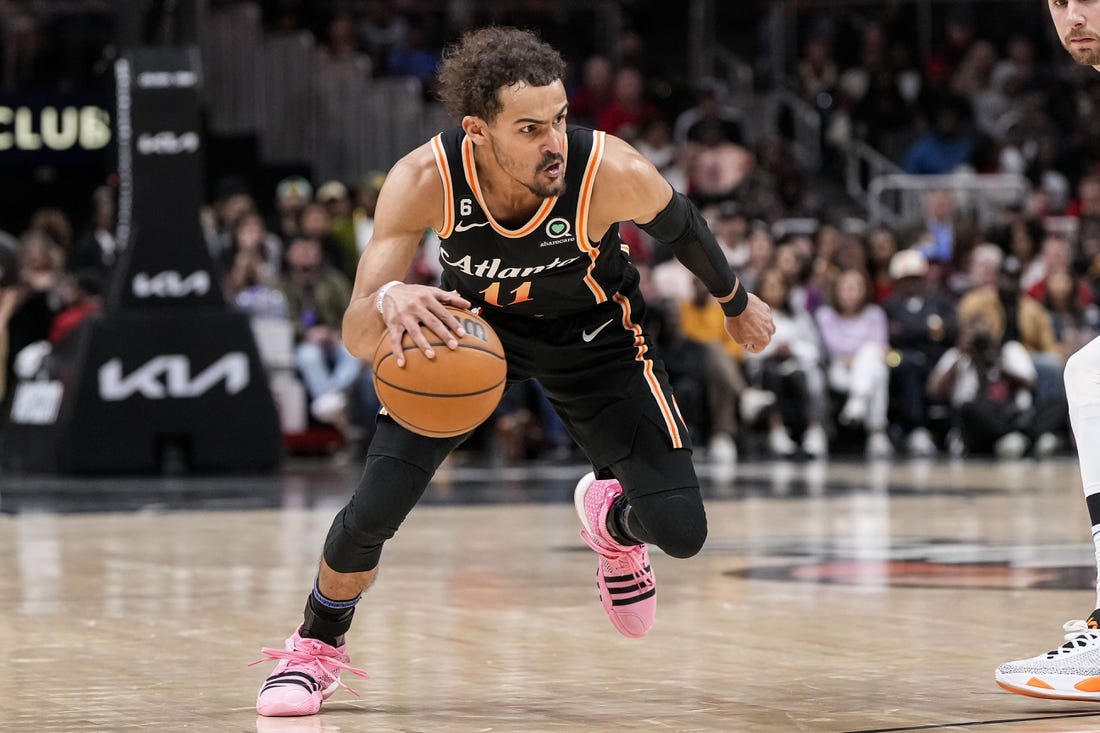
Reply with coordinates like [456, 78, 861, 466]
[322, 454, 434, 573]
[629, 489, 707, 558]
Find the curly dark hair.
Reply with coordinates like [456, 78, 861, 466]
[436, 27, 567, 122]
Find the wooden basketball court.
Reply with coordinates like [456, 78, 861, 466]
[4, 456, 1100, 732]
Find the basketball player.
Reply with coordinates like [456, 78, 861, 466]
[252, 27, 775, 717]
[995, 0, 1100, 701]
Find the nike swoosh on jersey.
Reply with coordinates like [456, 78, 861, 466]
[454, 220, 489, 232]
[582, 319, 615, 342]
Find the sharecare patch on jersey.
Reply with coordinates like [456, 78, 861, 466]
[440, 249, 581, 279]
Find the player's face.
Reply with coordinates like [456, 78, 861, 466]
[486, 80, 569, 199]
[1051, 0, 1100, 66]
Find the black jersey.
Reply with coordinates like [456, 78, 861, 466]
[430, 126, 631, 318]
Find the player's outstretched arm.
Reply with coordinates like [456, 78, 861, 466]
[342, 143, 471, 365]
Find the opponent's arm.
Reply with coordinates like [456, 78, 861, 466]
[588, 135, 775, 352]
[342, 143, 471, 365]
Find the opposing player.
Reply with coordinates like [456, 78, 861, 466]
[252, 27, 775, 717]
[995, 0, 1100, 701]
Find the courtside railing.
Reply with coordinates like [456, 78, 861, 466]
[866, 172, 1031, 229]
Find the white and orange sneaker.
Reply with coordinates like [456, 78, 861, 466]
[996, 609, 1100, 701]
[251, 627, 368, 716]
[574, 472, 656, 638]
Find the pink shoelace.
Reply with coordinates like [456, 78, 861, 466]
[249, 643, 370, 697]
[580, 528, 652, 587]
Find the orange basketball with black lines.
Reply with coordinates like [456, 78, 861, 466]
[372, 306, 507, 437]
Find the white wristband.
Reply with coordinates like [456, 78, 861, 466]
[375, 280, 403, 315]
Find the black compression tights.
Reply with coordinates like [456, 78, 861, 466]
[322, 417, 707, 573]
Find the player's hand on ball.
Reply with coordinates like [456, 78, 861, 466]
[377, 284, 472, 366]
[372, 306, 507, 437]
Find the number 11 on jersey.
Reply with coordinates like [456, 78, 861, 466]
[481, 281, 534, 307]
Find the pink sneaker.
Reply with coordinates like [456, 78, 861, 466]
[574, 472, 656, 638]
[250, 627, 369, 716]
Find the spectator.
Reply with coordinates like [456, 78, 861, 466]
[814, 268, 893, 457]
[881, 249, 955, 456]
[221, 212, 281, 303]
[596, 67, 657, 141]
[278, 234, 362, 431]
[0, 229, 18, 405]
[831, 229, 872, 277]
[958, 251, 1062, 402]
[866, 226, 899, 302]
[353, 171, 385, 257]
[648, 253, 695, 304]
[737, 223, 775, 295]
[900, 188, 966, 269]
[806, 225, 842, 309]
[316, 180, 358, 283]
[1046, 267, 1100, 362]
[673, 77, 744, 147]
[930, 10, 975, 79]
[679, 278, 759, 465]
[28, 208, 73, 261]
[405, 230, 442, 287]
[634, 117, 687, 193]
[706, 201, 750, 268]
[204, 179, 258, 262]
[958, 252, 1057, 355]
[1068, 175, 1100, 219]
[955, 241, 1003, 294]
[848, 24, 914, 157]
[739, 134, 820, 221]
[273, 176, 313, 243]
[1080, 217, 1100, 303]
[71, 186, 118, 279]
[683, 123, 754, 205]
[358, 0, 407, 76]
[386, 17, 441, 93]
[1026, 234, 1091, 306]
[773, 240, 823, 314]
[950, 40, 998, 110]
[797, 34, 838, 108]
[744, 267, 829, 458]
[991, 33, 1037, 98]
[928, 314, 1064, 458]
[902, 101, 975, 175]
[298, 201, 348, 278]
[318, 11, 362, 64]
[1027, 134, 1071, 214]
[985, 205, 1045, 286]
[567, 55, 614, 129]
[0, 3, 47, 91]
[49, 270, 102, 345]
[6, 230, 64, 394]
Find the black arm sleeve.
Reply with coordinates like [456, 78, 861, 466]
[637, 191, 746, 315]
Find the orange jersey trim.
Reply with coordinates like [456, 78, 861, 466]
[431, 135, 456, 238]
[460, 135, 559, 238]
[613, 291, 683, 448]
[576, 130, 608, 303]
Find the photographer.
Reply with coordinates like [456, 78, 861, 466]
[927, 314, 1064, 457]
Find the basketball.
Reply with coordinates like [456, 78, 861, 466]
[372, 306, 507, 437]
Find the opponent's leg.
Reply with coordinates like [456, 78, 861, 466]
[996, 336, 1100, 700]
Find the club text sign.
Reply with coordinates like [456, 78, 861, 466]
[0, 95, 112, 166]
